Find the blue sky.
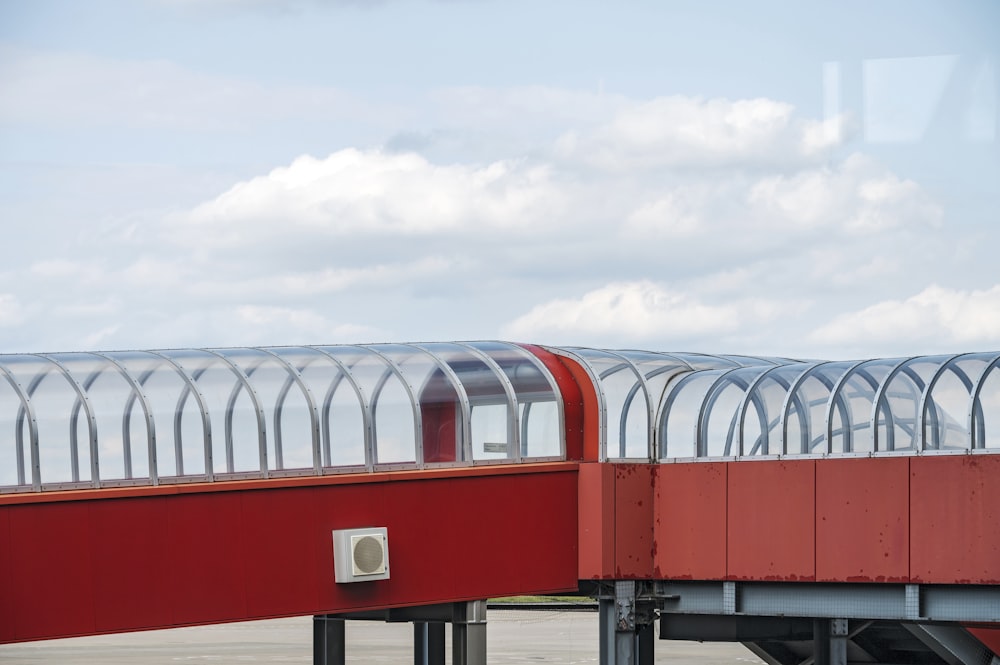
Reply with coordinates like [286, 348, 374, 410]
[0, 0, 997, 358]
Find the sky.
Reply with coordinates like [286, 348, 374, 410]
[0, 0, 997, 360]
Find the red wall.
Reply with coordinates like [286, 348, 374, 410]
[0, 464, 578, 644]
[579, 455, 1000, 585]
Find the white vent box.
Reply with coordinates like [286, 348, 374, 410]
[333, 527, 390, 583]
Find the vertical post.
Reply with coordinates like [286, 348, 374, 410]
[313, 615, 345, 665]
[636, 621, 655, 664]
[829, 619, 848, 665]
[600, 581, 644, 665]
[599, 598, 617, 665]
[452, 600, 487, 665]
[414, 621, 446, 665]
[814, 619, 847, 665]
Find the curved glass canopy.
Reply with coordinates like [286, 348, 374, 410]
[1, 343, 998, 492]
[0, 343, 563, 492]
[548, 348, 1000, 461]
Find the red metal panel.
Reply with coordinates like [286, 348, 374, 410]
[8, 501, 96, 640]
[578, 462, 615, 579]
[240, 486, 324, 618]
[165, 492, 248, 624]
[727, 459, 815, 581]
[0, 507, 13, 643]
[421, 402, 458, 463]
[520, 344, 588, 461]
[325, 479, 445, 609]
[91, 497, 174, 633]
[654, 462, 727, 580]
[505, 472, 578, 591]
[0, 465, 578, 643]
[911, 454, 1000, 584]
[614, 463, 654, 578]
[816, 457, 909, 582]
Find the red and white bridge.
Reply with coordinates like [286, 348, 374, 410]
[1, 343, 998, 664]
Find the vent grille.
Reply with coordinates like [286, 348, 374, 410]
[352, 535, 386, 575]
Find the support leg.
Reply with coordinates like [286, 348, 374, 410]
[414, 621, 446, 665]
[313, 615, 345, 665]
[452, 601, 487, 665]
[814, 619, 847, 665]
[636, 621, 655, 664]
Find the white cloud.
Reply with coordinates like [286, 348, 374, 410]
[503, 281, 786, 346]
[554, 96, 844, 170]
[809, 285, 1000, 351]
[177, 149, 567, 245]
[747, 154, 943, 233]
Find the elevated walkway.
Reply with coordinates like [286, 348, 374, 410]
[1, 342, 998, 664]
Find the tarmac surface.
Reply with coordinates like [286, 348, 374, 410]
[0, 611, 765, 664]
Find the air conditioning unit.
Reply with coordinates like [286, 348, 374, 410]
[333, 527, 390, 583]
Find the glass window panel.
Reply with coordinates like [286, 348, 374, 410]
[0, 376, 25, 487]
[213, 348, 316, 472]
[571, 349, 646, 458]
[159, 349, 262, 475]
[830, 359, 898, 453]
[471, 403, 509, 460]
[877, 357, 945, 452]
[660, 371, 724, 458]
[521, 400, 560, 457]
[1, 356, 89, 486]
[979, 364, 1000, 449]
[372, 344, 463, 464]
[271, 347, 367, 470]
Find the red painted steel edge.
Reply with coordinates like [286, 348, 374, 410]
[519, 344, 591, 461]
[0, 465, 578, 643]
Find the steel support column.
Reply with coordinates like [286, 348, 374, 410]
[414, 621, 446, 665]
[313, 615, 345, 665]
[598, 581, 655, 665]
[452, 601, 487, 665]
[814, 619, 847, 665]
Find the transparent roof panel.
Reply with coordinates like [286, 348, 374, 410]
[1, 344, 998, 492]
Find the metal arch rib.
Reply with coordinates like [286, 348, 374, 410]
[870, 357, 925, 452]
[695, 367, 748, 458]
[600, 350, 656, 461]
[779, 362, 846, 455]
[355, 346, 424, 468]
[146, 351, 215, 479]
[406, 344, 475, 463]
[736, 364, 813, 456]
[31, 354, 101, 488]
[254, 348, 322, 474]
[547, 347, 606, 460]
[453, 342, 521, 459]
[618, 352, 695, 460]
[917, 353, 976, 451]
[824, 359, 881, 453]
[969, 354, 1000, 449]
[304, 347, 373, 471]
[92, 352, 159, 484]
[0, 361, 40, 490]
[204, 350, 269, 478]
[657, 369, 720, 459]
